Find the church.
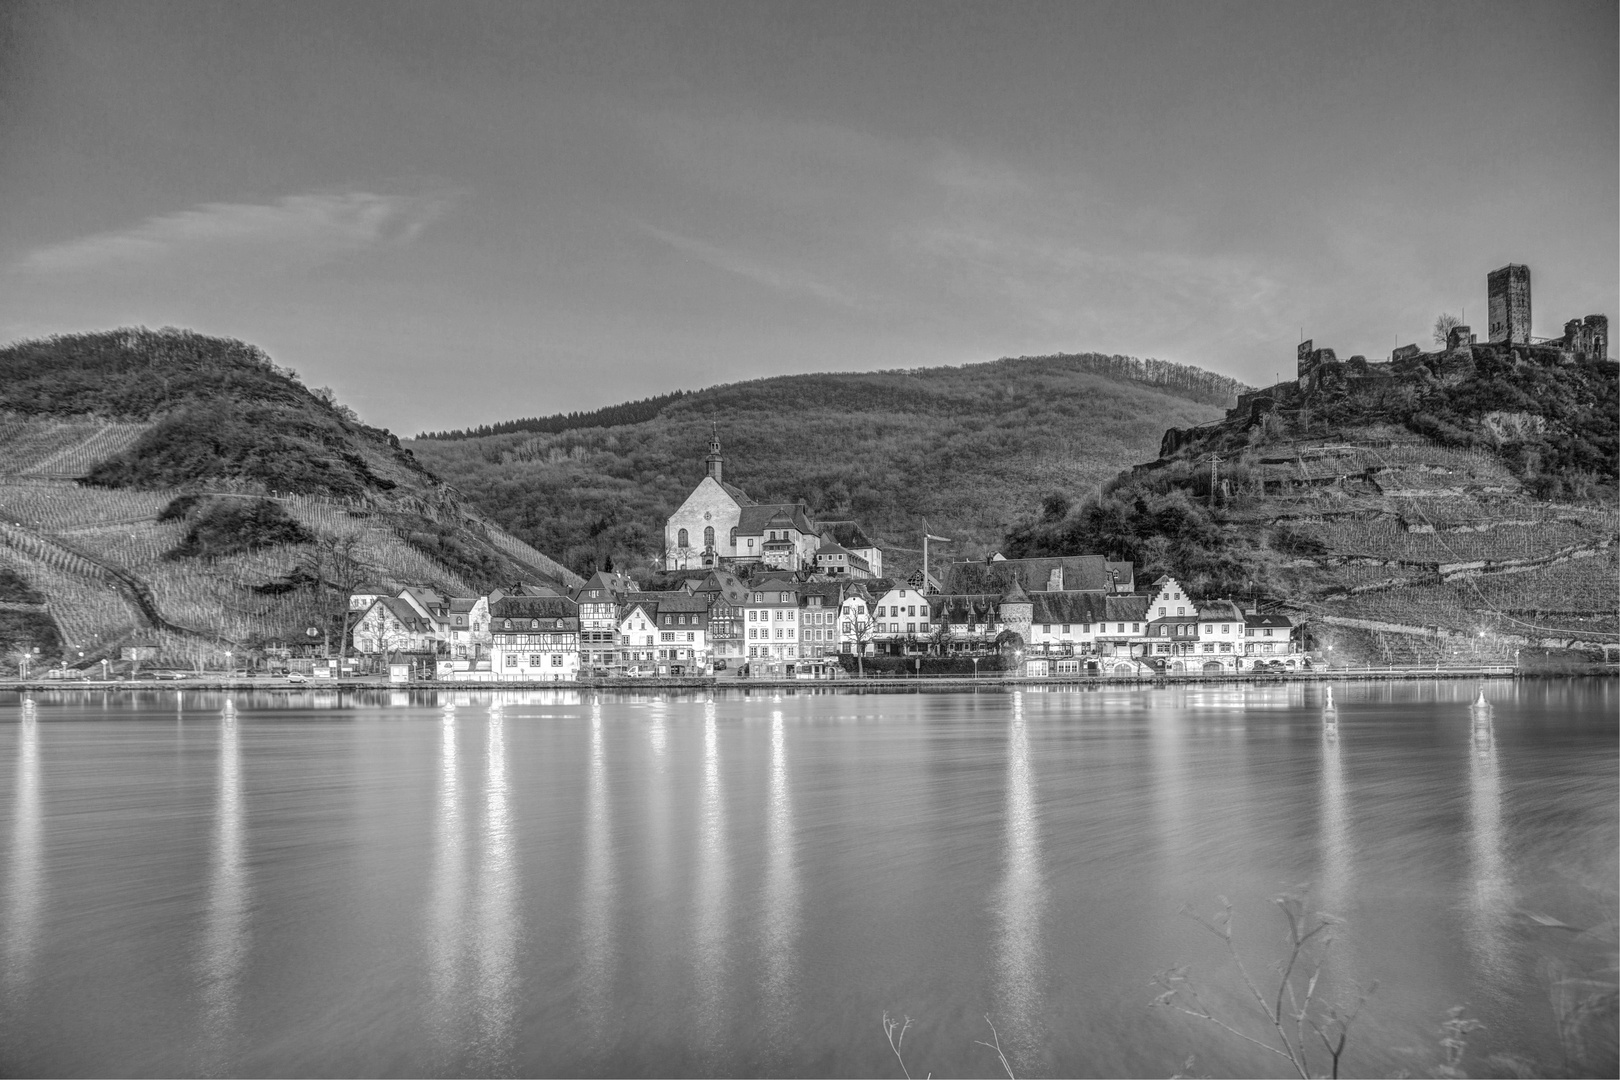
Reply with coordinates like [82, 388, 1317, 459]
[663, 431, 882, 576]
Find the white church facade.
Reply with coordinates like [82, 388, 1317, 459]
[663, 431, 882, 575]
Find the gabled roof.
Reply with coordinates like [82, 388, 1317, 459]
[618, 597, 660, 621]
[720, 481, 753, 505]
[943, 554, 1131, 595]
[574, 570, 638, 600]
[688, 569, 749, 605]
[655, 594, 710, 615]
[448, 597, 479, 613]
[489, 594, 579, 621]
[1104, 594, 1150, 621]
[817, 540, 852, 555]
[929, 593, 1002, 623]
[737, 502, 816, 535]
[1246, 613, 1294, 628]
[819, 520, 875, 550]
[1196, 600, 1245, 620]
[372, 596, 433, 632]
[1030, 590, 1110, 624]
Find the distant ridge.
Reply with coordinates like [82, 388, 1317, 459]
[418, 352, 1246, 440]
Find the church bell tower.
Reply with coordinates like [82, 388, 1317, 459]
[705, 425, 723, 484]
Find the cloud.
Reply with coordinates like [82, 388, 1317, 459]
[638, 224, 865, 310]
[19, 190, 451, 274]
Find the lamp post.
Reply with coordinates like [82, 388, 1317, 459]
[972, 656, 979, 680]
[225, 650, 233, 681]
[100, 658, 109, 681]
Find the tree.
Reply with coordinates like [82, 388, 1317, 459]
[846, 605, 876, 676]
[1433, 313, 1463, 346]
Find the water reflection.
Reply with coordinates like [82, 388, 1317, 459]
[692, 699, 729, 1054]
[578, 699, 614, 1036]
[473, 712, 517, 1070]
[1466, 715, 1512, 990]
[760, 708, 799, 1062]
[426, 713, 466, 1055]
[198, 705, 248, 1068]
[4, 700, 41, 1000]
[994, 692, 1046, 1067]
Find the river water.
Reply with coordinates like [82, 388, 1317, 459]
[0, 681, 1614, 1078]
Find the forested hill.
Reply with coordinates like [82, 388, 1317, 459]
[407, 353, 1242, 577]
[420, 353, 1244, 441]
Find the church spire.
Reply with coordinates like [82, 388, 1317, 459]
[705, 424, 723, 484]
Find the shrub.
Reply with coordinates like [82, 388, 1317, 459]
[165, 497, 314, 560]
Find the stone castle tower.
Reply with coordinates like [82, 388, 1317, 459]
[1487, 264, 1531, 344]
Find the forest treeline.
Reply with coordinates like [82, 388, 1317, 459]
[420, 390, 692, 440]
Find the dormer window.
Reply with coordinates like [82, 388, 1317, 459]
[503, 619, 513, 630]
[531, 620, 540, 629]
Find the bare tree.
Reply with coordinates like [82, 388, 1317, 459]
[1433, 313, 1462, 346]
[1152, 892, 1375, 1080]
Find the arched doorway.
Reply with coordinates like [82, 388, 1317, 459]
[1203, 661, 1223, 673]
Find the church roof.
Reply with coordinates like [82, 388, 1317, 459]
[737, 502, 815, 535]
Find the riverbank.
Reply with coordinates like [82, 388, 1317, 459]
[5, 664, 1609, 694]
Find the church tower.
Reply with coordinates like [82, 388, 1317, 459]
[705, 425, 724, 484]
[1487, 264, 1531, 344]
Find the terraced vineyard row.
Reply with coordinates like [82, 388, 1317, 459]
[0, 545, 140, 649]
[0, 418, 151, 477]
[0, 480, 174, 530]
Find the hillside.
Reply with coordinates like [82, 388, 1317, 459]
[1002, 342, 1619, 663]
[0, 328, 578, 667]
[408, 353, 1244, 578]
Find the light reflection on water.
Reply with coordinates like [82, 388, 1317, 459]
[198, 702, 247, 1069]
[0, 681, 1613, 1078]
[993, 691, 1045, 1070]
[3, 700, 40, 1000]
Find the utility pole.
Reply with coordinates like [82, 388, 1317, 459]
[922, 530, 952, 595]
[1209, 456, 1219, 509]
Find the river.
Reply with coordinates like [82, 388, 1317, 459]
[1, 681, 1614, 1077]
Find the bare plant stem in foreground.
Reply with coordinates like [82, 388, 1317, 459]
[974, 1013, 1016, 1079]
[882, 1011, 926, 1080]
[1152, 892, 1375, 1080]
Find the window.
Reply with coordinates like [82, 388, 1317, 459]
[748, 538, 754, 549]
[729, 527, 737, 545]
[1203, 644, 1214, 653]
[531, 620, 540, 629]
[1264, 628, 1274, 637]
[455, 615, 465, 626]
[503, 619, 512, 630]
[907, 606, 916, 617]
[529, 654, 542, 666]
[1133, 623, 1140, 633]
[1177, 607, 1185, 616]
[505, 655, 516, 668]
[780, 592, 791, 602]
[1061, 624, 1070, 634]
[704, 526, 714, 548]
[678, 528, 689, 547]
[1222, 624, 1230, 633]
[1158, 607, 1166, 616]
[753, 592, 763, 602]
[1117, 623, 1124, 633]
[1042, 623, 1052, 634]
[748, 610, 756, 622]
[1204, 624, 1212, 634]
[551, 654, 562, 667]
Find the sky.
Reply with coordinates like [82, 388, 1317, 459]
[2, 0, 1615, 434]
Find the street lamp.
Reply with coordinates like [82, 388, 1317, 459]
[225, 651, 233, 679]
[972, 656, 979, 679]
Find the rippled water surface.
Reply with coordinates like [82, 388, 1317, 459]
[1, 681, 1615, 1077]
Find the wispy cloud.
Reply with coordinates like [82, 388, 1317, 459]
[19, 190, 452, 274]
[638, 224, 865, 310]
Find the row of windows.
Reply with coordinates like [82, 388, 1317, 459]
[748, 645, 797, 658]
[504, 654, 566, 668]
[659, 632, 698, 642]
[660, 613, 701, 626]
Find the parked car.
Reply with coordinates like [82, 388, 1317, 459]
[153, 670, 192, 680]
[286, 672, 308, 683]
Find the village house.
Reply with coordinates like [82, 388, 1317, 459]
[743, 581, 802, 674]
[351, 596, 437, 656]
[838, 590, 873, 657]
[574, 569, 637, 674]
[616, 598, 660, 677]
[489, 594, 580, 681]
[1193, 599, 1247, 670]
[817, 521, 884, 577]
[653, 593, 709, 675]
[795, 580, 846, 666]
[814, 539, 872, 578]
[868, 583, 934, 654]
[688, 569, 748, 668]
[1243, 612, 1298, 666]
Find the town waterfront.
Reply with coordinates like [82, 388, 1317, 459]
[1, 680, 1614, 1078]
